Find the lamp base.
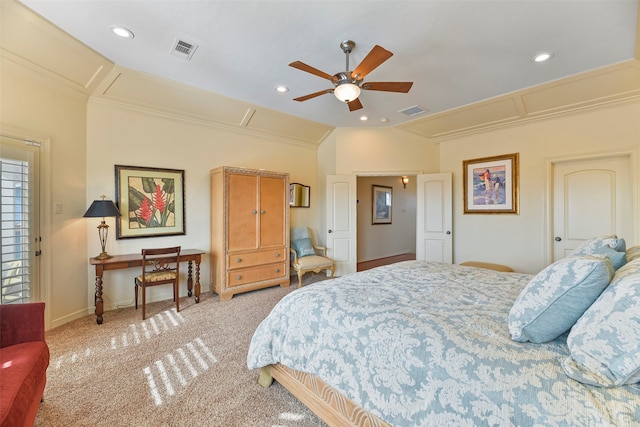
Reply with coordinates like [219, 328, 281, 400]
[93, 252, 113, 260]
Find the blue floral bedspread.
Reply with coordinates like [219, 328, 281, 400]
[247, 261, 640, 426]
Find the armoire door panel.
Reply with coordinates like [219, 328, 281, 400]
[259, 176, 286, 248]
[228, 173, 258, 251]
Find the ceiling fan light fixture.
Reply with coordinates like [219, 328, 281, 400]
[334, 82, 361, 103]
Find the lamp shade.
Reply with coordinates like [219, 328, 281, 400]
[83, 199, 121, 218]
[334, 82, 361, 103]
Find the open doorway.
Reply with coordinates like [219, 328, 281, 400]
[356, 175, 416, 271]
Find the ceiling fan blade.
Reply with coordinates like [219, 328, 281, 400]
[362, 81, 413, 93]
[347, 98, 363, 111]
[293, 89, 333, 102]
[289, 61, 335, 81]
[351, 45, 393, 80]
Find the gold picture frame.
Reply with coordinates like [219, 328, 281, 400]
[115, 165, 186, 238]
[463, 153, 519, 214]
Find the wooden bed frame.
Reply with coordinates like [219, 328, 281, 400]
[258, 363, 390, 427]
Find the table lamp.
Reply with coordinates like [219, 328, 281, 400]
[83, 195, 121, 260]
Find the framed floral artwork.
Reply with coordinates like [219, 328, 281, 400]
[115, 165, 185, 239]
[463, 153, 519, 214]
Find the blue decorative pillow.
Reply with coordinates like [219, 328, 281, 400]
[508, 255, 613, 343]
[570, 235, 626, 255]
[569, 235, 626, 270]
[562, 259, 640, 387]
[292, 238, 316, 257]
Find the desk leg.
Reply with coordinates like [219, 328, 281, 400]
[187, 261, 193, 297]
[195, 259, 201, 303]
[94, 273, 104, 325]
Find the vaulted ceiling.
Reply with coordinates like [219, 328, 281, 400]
[13, 0, 640, 142]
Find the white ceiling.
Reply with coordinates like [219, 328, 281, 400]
[19, 0, 638, 128]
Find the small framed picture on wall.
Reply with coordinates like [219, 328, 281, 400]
[463, 153, 519, 214]
[372, 185, 392, 224]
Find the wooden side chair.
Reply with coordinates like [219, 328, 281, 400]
[290, 227, 335, 288]
[135, 246, 181, 320]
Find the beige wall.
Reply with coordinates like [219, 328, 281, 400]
[1, 57, 90, 328]
[439, 100, 640, 274]
[86, 100, 320, 310]
[334, 127, 439, 175]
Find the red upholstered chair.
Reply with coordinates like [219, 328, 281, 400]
[0, 302, 50, 427]
[134, 246, 181, 320]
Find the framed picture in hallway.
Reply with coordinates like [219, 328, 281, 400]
[463, 153, 519, 214]
[372, 185, 393, 224]
[115, 165, 186, 238]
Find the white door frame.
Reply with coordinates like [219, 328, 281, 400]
[327, 171, 424, 275]
[545, 149, 638, 266]
[1, 126, 52, 329]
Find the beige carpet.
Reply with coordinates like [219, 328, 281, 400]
[36, 273, 330, 427]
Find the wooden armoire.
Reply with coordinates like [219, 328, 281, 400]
[210, 166, 290, 301]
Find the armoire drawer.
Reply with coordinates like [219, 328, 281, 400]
[227, 248, 286, 270]
[227, 263, 287, 287]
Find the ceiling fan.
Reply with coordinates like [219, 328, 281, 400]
[289, 40, 413, 112]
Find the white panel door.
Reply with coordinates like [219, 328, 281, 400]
[553, 156, 632, 261]
[416, 173, 452, 263]
[327, 175, 357, 276]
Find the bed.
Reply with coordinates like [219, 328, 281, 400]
[248, 255, 640, 426]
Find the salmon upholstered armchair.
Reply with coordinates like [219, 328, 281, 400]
[0, 302, 49, 426]
[290, 227, 335, 288]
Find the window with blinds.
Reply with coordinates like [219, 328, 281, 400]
[1, 138, 38, 304]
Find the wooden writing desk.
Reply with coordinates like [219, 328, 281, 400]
[89, 249, 204, 324]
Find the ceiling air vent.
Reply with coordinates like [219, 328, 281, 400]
[170, 38, 198, 60]
[398, 105, 427, 117]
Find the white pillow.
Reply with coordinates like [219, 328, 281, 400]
[508, 255, 613, 343]
[562, 258, 640, 387]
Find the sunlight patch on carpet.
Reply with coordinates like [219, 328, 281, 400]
[144, 337, 218, 406]
[110, 309, 186, 350]
[52, 347, 92, 370]
[279, 412, 306, 421]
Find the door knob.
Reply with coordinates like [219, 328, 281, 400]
[261, 210, 266, 214]
[446, 231, 451, 235]
[252, 210, 257, 214]
[555, 237, 562, 242]
[328, 229, 333, 234]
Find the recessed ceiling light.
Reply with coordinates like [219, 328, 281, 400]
[380, 118, 389, 123]
[360, 116, 368, 121]
[533, 52, 553, 63]
[109, 25, 134, 39]
[275, 86, 289, 93]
